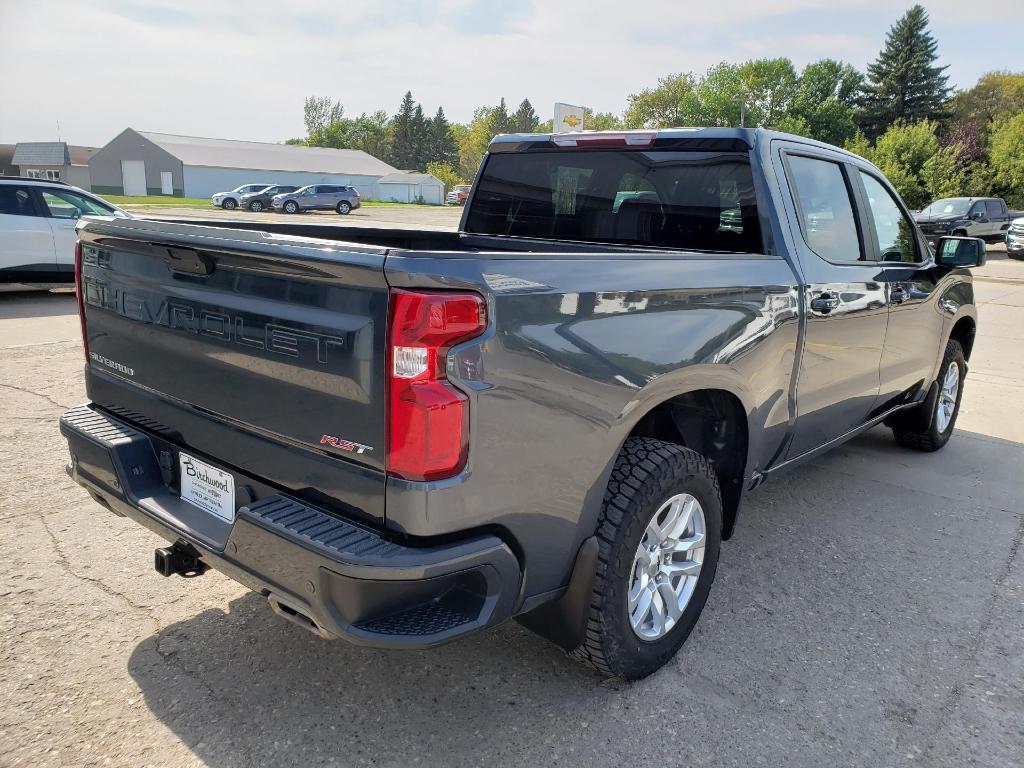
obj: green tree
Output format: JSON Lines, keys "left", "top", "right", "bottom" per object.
{"left": 624, "top": 73, "right": 698, "bottom": 128}
{"left": 425, "top": 161, "right": 465, "bottom": 194}
{"left": 389, "top": 91, "right": 420, "bottom": 169}
{"left": 989, "top": 113, "right": 1024, "bottom": 206}
{"left": 583, "top": 109, "right": 623, "bottom": 131}
{"left": 858, "top": 5, "right": 951, "bottom": 139}
{"left": 410, "top": 103, "right": 428, "bottom": 169}
{"left": 486, "top": 98, "right": 513, "bottom": 137}
{"left": 303, "top": 96, "right": 344, "bottom": 136}
{"left": 949, "top": 71, "right": 1024, "bottom": 131}
{"left": 844, "top": 130, "right": 872, "bottom": 159}
{"left": 920, "top": 145, "right": 967, "bottom": 200}
{"left": 513, "top": 99, "right": 539, "bottom": 133}
{"left": 425, "top": 107, "right": 459, "bottom": 167}
{"left": 456, "top": 106, "right": 496, "bottom": 180}
{"left": 789, "top": 59, "right": 863, "bottom": 145}
{"left": 868, "top": 120, "right": 941, "bottom": 208}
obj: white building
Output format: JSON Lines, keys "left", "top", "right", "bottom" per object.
{"left": 88, "top": 129, "right": 410, "bottom": 200}
{"left": 377, "top": 172, "right": 445, "bottom": 205}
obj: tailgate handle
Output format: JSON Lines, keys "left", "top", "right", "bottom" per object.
{"left": 162, "top": 247, "right": 214, "bottom": 276}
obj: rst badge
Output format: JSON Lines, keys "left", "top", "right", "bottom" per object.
{"left": 320, "top": 434, "right": 373, "bottom": 455}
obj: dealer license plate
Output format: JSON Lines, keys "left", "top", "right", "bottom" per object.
{"left": 179, "top": 452, "right": 235, "bottom": 523}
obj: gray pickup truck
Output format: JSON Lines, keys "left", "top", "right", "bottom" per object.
{"left": 61, "top": 128, "right": 984, "bottom": 680}
{"left": 915, "top": 196, "right": 1023, "bottom": 244}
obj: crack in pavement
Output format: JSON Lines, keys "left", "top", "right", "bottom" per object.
{"left": 0, "top": 382, "right": 71, "bottom": 412}
{"left": 38, "top": 512, "right": 162, "bottom": 624}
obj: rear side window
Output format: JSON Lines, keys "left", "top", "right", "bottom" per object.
{"left": 464, "top": 150, "right": 763, "bottom": 253}
{"left": 986, "top": 200, "right": 1003, "bottom": 218}
{"left": 787, "top": 155, "right": 862, "bottom": 262}
{"left": 0, "top": 186, "right": 37, "bottom": 216}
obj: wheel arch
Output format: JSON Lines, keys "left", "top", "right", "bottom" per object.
{"left": 622, "top": 385, "right": 751, "bottom": 540}
{"left": 948, "top": 314, "right": 976, "bottom": 362}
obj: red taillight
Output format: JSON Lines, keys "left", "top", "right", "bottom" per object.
{"left": 386, "top": 289, "right": 486, "bottom": 481}
{"left": 74, "top": 240, "right": 89, "bottom": 362}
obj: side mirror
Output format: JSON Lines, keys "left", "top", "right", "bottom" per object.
{"left": 936, "top": 236, "right": 986, "bottom": 268}
{"left": 970, "top": 211, "right": 985, "bottom": 221}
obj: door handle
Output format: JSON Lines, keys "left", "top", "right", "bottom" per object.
{"left": 890, "top": 285, "right": 908, "bottom": 304}
{"left": 810, "top": 293, "right": 840, "bottom": 314}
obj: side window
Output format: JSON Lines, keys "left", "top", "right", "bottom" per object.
{"left": 787, "top": 155, "right": 862, "bottom": 262}
{"left": 0, "top": 186, "right": 37, "bottom": 216}
{"left": 859, "top": 172, "right": 919, "bottom": 263}
{"left": 969, "top": 201, "right": 985, "bottom": 218}
{"left": 39, "top": 189, "right": 114, "bottom": 219}
{"left": 985, "top": 200, "right": 1002, "bottom": 218}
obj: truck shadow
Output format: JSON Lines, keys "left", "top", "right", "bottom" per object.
{"left": 125, "top": 425, "right": 1024, "bottom": 768}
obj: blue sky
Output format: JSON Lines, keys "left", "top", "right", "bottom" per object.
{"left": 1, "top": 0, "right": 1021, "bottom": 147}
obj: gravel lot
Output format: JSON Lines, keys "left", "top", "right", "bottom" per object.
{"left": 1, "top": 212, "right": 1021, "bottom": 767}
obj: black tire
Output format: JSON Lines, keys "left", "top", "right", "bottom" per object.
{"left": 952, "top": 229, "right": 968, "bottom": 237}
{"left": 283, "top": 201, "right": 298, "bottom": 214}
{"left": 336, "top": 201, "right": 352, "bottom": 215}
{"left": 221, "top": 198, "right": 237, "bottom": 210}
{"left": 248, "top": 200, "right": 264, "bottom": 212}
{"left": 571, "top": 438, "right": 721, "bottom": 680}
{"left": 892, "top": 339, "right": 965, "bottom": 451}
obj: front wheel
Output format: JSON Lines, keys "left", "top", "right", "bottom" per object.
{"left": 248, "top": 200, "right": 264, "bottom": 212}
{"left": 336, "top": 201, "right": 352, "bottom": 215}
{"left": 221, "top": 198, "right": 237, "bottom": 210}
{"left": 571, "top": 438, "right": 721, "bottom": 680}
{"left": 892, "top": 339, "right": 965, "bottom": 451}
{"left": 283, "top": 201, "right": 298, "bottom": 214}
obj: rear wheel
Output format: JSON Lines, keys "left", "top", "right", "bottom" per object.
{"left": 892, "top": 339, "right": 965, "bottom": 451}
{"left": 248, "top": 200, "right": 264, "bottom": 212}
{"left": 283, "top": 201, "right": 298, "bottom": 214}
{"left": 336, "top": 201, "right": 352, "bottom": 215}
{"left": 571, "top": 438, "right": 721, "bottom": 680}
{"left": 221, "top": 198, "right": 237, "bottom": 210}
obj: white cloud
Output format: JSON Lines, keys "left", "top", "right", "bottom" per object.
{"left": 0, "top": 0, "right": 1020, "bottom": 147}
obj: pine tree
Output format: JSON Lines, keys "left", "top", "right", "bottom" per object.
{"left": 389, "top": 91, "right": 418, "bottom": 169}
{"left": 513, "top": 99, "right": 539, "bottom": 133}
{"left": 486, "top": 98, "right": 512, "bottom": 138}
{"left": 410, "top": 103, "right": 428, "bottom": 170}
{"left": 426, "top": 107, "right": 458, "bottom": 167}
{"left": 858, "top": 5, "right": 951, "bottom": 139}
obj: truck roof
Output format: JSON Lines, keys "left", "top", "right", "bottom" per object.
{"left": 487, "top": 126, "right": 871, "bottom": 162}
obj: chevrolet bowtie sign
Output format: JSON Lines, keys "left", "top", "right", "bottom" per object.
{"left": 554, "top": 103, "right": 584, "bottom": 132}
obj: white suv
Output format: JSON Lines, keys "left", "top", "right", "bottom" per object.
{"left": 0, "top": 177, "right": 129, "bottom": 283}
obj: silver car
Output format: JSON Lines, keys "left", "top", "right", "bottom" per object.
{"left": 271, "top": 184, "right": 361, "bottom": 215}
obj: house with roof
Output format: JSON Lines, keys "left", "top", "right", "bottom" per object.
{"left": 88, "top": 128, "right": 436, "bottom": 201}
{"left": 377, "top": 172, "right": 445, "bottom": 205}
{"left": 10, "top": 142, "right": 98, "bottom": 188}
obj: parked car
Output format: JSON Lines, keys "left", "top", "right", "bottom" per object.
{"left": 63, "top": 128, "right": 983, "bottom": 680}
{"left": 271, "top": 184, "right": 360, "bottom": 214}
{"left": 1006, "top": 217, "right": 1024, "bottom": 260}
{"left": 914, "top": 197, "right": 1022, "bottom": 244}
{"left": 446, "top": 184, "right": 471, "bottom": 205}
{"left": 0, "top": 176, "right": 128, "bottom": 283}
{"left": 238, "top": 185, "right": 299, "bottom": 212}
{"left": 211, "top": 184, "right": 271, "bottom": 210}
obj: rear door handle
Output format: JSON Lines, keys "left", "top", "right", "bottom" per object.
{"left": 810, "top": 293, "right": 840, "bottom": 314}
{"left": 890, "top": 285, "right": 908, "bottom": 304}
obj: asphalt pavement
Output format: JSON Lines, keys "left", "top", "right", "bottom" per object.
{"left": 0, "top": 221, "right": 1021, "bottom": 767}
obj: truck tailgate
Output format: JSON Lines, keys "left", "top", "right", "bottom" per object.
{"left": 78, "top": 218, "right": 389, "bottom": 518}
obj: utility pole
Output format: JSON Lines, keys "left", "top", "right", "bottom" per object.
{"left": 734, "top": 96, "right": 747, "bottom": 128}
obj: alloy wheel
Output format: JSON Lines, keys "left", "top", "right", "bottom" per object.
{"left": 627, "top": 493, "right": 706, "bottom": 641}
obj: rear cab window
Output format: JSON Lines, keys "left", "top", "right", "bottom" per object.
{"left": 463, "top": 148, "right": 763, "bottom": 253}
